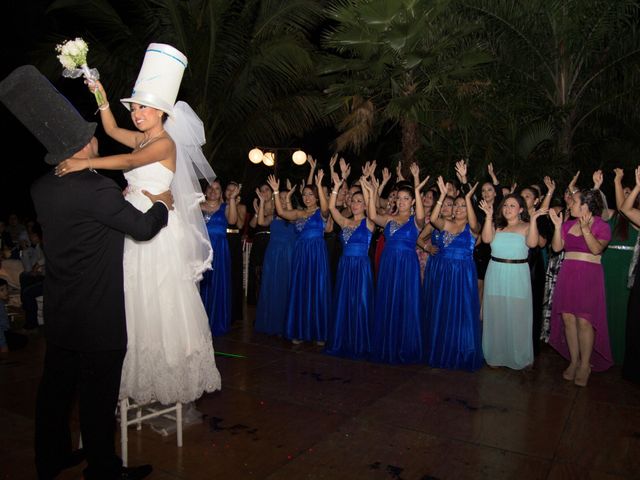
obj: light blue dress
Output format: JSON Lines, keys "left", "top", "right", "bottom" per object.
{"left": 254, "top": 217, "right": 297, "bottom": 335}
{"left": 482, "top": 232, "right": 533, "bottom": 369}
{"left": 326, "top": 218, "right": 373, "bottom": 359}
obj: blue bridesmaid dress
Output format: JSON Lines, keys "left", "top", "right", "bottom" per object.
{"left": 254, "top": 217, "right": 297, "bottom": 335}
{"left": 285, "top": 209, "right": 332, "bottom": 342}
{"left": 371, "top": 216, "right": 423, "bottom": 363}
{"left": 200, "top": 203, "right": 231, "bottom": 336}
{"left": 326, "top": 218, "right": 373, "bottom": 358}
{"left": 423, "top": 224, "right": 483, "bottom": 370}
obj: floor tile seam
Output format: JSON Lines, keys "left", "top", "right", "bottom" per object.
{"left": 544, "top": 388, "right": 580, "bottom": 480}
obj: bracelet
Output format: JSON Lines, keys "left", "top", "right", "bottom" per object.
{"left": 98, "top": 102, "right": 110, "bottom": 111}
{"left": 436, "top": 200, "right": 443, "bottom": 205}
{"left": 570, "top": 189, "right": 577, "bottom": 195}
{"left": 331, "top": 190, "right": 339, "bottom": 195}
{"left": 273, "top": 190, "right": 279, "bottom": 195}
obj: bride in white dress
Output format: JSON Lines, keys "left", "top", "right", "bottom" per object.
{"left": 56, "top": 78, "right": 221, "bottom": 405}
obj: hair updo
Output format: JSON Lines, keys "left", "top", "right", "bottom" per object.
{"left": 577, "top": 189, "right": 604, "bottom": 216}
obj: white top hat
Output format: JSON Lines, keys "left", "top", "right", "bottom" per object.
{"left": 120, "top": 43, "right": 188, "bottom": 117}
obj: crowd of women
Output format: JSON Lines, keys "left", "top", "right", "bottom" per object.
{"left": 198, "top": 158, "right": 640, "bottom": 388}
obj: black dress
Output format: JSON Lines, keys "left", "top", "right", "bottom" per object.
{"left": 528, "top": 216, "right": 552, "bottom": 356}
{"left": 247, "top": 223, "right": 270, "bottom": 306}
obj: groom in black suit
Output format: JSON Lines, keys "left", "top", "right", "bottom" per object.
{"left": 0, "top": 65, "right": 168, "bottom": 479}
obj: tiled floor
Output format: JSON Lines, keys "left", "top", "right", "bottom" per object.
{"left": 1, "top": 307, "right": 639, "bottom": 479}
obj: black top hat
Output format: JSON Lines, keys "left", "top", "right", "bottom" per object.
{"left": 0, "top": 65, "right": 96, "bottom": 165}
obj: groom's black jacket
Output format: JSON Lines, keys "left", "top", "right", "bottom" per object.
{"left": 31, "top": 170, "right": 168, "bottom": 351}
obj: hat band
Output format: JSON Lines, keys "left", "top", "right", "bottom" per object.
{"left": 120, "top": 91, "right": 173, "bottom": 115}
{"left": 146, "top": 47, "right": 188, "bottom": 68}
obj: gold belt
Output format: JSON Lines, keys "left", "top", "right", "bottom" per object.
{"left": 564, "top": 251, "right": 601, "bottom": 264}
{"left": 226, "top": 228, "right": 240, "bottom": 234}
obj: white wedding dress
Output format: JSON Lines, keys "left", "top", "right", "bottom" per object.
{"left": 119, "top": 161, "right": 221, "bottom": 405}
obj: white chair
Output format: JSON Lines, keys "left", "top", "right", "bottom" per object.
{"left": 118, "top": 399, "right": 182, "bottom": 466}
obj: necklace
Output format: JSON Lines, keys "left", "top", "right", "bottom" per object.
{"left": 139, "top": 130, "right": 165, "bottom": 149}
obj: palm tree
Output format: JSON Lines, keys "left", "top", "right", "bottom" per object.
{"left": 466, "top": 0, "right": 640, "bottom": 163}
{"left": 38, "top": 0, "right": 330, "bottom": 178}
{"left": 321, "top": 0, "right": 491, "bottom": 170}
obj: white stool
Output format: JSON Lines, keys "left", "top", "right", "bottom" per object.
{"left": 118, "top": 398, "right": 182, "bottom": 466}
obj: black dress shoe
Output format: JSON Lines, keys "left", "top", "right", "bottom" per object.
{"left": 119, "top": 464, "right": 153, "bottom": 479}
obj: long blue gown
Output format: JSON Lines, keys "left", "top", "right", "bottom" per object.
{"left": 200, "top": 203, "right": 231, "bottom": 336}
{"left": 285, "top": 209, "right": 332, "bottom": 342}
{"left": 371, "top": 216, "right": 423, "bottom": 364}
{"left": 254, "top": 217, "right": 297, "bottom": 335}
{"left": 423, "top": 224, "right": 484, "bottom": 370}
{"left": 326, "top": 218, "right": 373, "bottom": 358}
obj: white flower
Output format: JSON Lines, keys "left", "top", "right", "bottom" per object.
{"left": 57, "top": 54, "right": 76, "bottom": 70}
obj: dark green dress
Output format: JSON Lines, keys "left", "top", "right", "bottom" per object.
{"left": 603, "top": 215, "right": 639, "bottom": 364}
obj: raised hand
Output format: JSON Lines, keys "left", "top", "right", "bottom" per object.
{"left": 510, "top": 182, "right": 518, "bottom": 194}
{"left": 307, "top": 155, "right": 317, "bottom": 170}
{"left": 286, "top": 185, "right": 297, "bottom": 201}
{"left": 315, "top": 169, "right": 325, "bottom": 186}
{"left": 229, "top": 183, "right": 242, "bottom": 200}
{"left": 543, "top": 176, "right": 556, "bottom": 193}
{"left": 339, "top": 157, "right": 350, "bottom": 179}
{"left": 266, "top": 174, "right": 280, "bottom": 192}
{"left": 381, "top": 167, "right": 391, "bottom": 185}
{"left": 549, "top": 208, "right": 563, "bottom": 226}
{"left": 635, "top": 166, "right": 640, "bottom": 187}
{"left": 254, "top": 187, "right": 265, "bottom": 202}
{"left": 466, "top": 182, "right": 479, "bottom": 199}
{"left": 488, "top": 162, "right": 498, "bottom": 184}
{"left": 568, "top": 170, "right": 580, "bottom": 193}
{"left": 531, "top": 208, "right": 549, "bottom": 220}
{"left": 455, "top": 159, "right": 468, "bottom": 183}
{"left": 613, "top": 168, "right": 624, "bottom": 183}
{"left": 286, "top": 178, "right": 293, "bottom": 190}
{"left": 436, "top": 176, "right": 447, "bottom": 195}
{"left": 396, "top": 162, "right": 404, "bottom": 180}
{"left": 592, "top": 169, "right": 604, "bottom": 190}
{"left": 579, "top": 211, "right": 593, "bottom": 232}
{"left": 331, "top": 171, "right": 342, "bottom": 188}
{"left": 478, "top": 199, "right": 493, "bottom": 217}
{"left": 361, "top": 161, "right": 371, "bottom": 177}
{"left": 329, "top": 154, "right": 338, "bottom": 173}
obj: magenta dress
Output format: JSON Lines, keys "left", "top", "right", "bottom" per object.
{"left": 549, "top": 217, "right": 613, "bottom": 371}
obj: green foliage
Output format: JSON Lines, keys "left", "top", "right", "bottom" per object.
{"left": 38, "top": 0, "right": 331, "bottom": 180}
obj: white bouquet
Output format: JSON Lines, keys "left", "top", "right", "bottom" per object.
{"left": 55, "top": 37, "right": 105, "bottom": 106}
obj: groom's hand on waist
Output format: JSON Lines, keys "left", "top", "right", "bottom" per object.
{"left": 142, "top": 189, "right": 174, "bottom": 210}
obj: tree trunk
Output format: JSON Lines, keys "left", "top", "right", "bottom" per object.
{"left": 401, "top": 117, "right": 419, "bottom": 174}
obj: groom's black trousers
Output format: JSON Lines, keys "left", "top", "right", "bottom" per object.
{"left": 35, "top": 343, "right": 125, "bottom": 479}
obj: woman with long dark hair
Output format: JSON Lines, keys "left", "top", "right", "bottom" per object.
{"left": 267, "top": 172, "right": 331, "bottom": 345}
{"left": 362, "top": 164, "right": 428, "bottom": 364}
{"left": 480, "top": 194, "right": 545, "bottom": 369}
